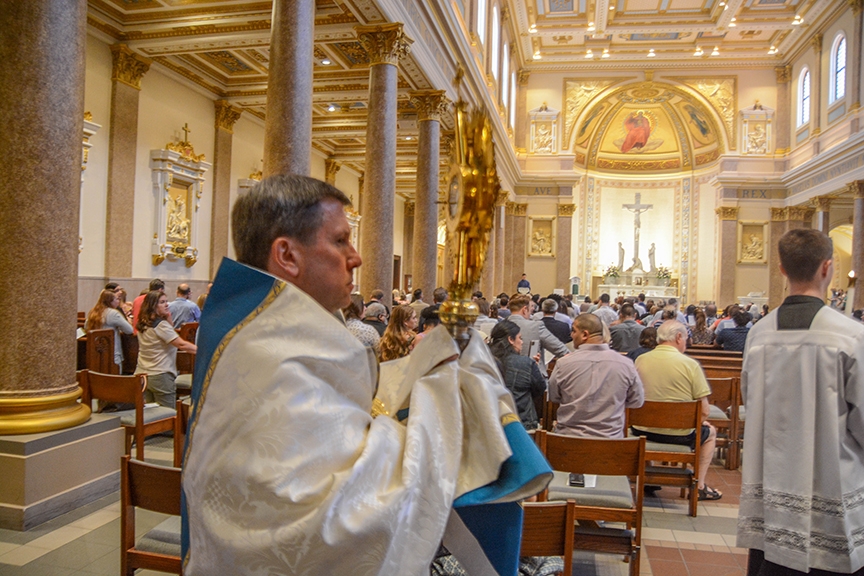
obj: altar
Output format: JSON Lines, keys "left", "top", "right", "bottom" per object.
{"left": 597, "top": 281, "right": 678, "bottom": 299}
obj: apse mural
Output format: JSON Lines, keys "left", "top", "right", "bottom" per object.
{"left": 615, "top": 110, "right": 663, "bottom": 153}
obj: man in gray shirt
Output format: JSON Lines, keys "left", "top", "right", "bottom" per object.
{"left": 506, "top": 295, "right": 569, "bottom": 366}
{"left": 549, "top": 314, "right": 644, "bottom": 438}
{"left": 592, "top": 293, "right": 618, "bottom": 326}
{"left": 609, "top": 304, "right": 645, "bottom": 353}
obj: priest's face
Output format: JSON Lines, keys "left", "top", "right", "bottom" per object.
{"left": 292, "top": 198, "right": 362, "bottom": 314}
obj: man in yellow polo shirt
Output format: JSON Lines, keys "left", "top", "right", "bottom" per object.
{"left": 632, "top": 320, "right": 722, "bottom": 500}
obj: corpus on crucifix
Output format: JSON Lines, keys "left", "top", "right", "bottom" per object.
{"left": 622, "top": 192, "right": 653, "bottom": 272}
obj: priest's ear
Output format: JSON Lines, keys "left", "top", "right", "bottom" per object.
{"left": 267, "top": 236, "right": 302, "bottom": 281}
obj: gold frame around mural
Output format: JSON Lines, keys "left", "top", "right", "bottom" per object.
{"left": 527, "top": 216, "right": 556, "bottom": 258}
{"left": 737, "top": 220, "right": 769, "bottom": 264}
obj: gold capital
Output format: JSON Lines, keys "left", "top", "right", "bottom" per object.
{"left": 557, "top": 204, "right": 576, "bottom": 217}
{"left": 517, "top": 69, "right": 530, "bottom": 86}
{"left": 849, "top": 180, "right": 864, "bottom": 198}
{"left": 410, "top": 90, "right": 450, "bottom": 122}
{"left": 513, "top": 203, "right": 528, "bottom": 216}
{"left": 354, "top": 23, "right": 413, "bottom": 66}
{"left": 324, "top": 158, "right": 341, "bottom": 185}
{"left": 787, "top": 206, "right": 813, "bottom": 222}
{"left": 850, "top": 0, "right": 864, "bottom": 15}
{"left": 775, "top": 65, "right": 792, "bottom": 84}
{"left": 496, "top": 191, "right": 510, "bottom": 207}
{"left": 715, "top": 206, "right": 739, "bottom": 221}
{"left": 404, "top": 201, "right": 415, "bottom": 217}
{"left": 811, "top": 33, "right": 823, "bottom": 55}
{"left": 214, "top": 100, "right": 242, "bottom": 133}
{"left": 110, "top": 44, "right": 151, "bottom": 90}
{"left": 812, "top": 195, "right": 833, "bottom": 211}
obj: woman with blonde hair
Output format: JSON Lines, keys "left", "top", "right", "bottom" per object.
{"left": 378, "top": 304, "right": 418, "bottom": 362}
{"left": 85, "top": 289, "right": 133, "bottom": 370}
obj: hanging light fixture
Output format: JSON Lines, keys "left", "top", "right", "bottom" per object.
{"left": 768, "top": 45, "right": 778, "bottom": 55}
{"left": 533, "top": 50, "right": 542, "bottom": 60}
{"left": 327, "top": 104, "right": 337, "bottom": 112}
{"left": 729, "top": 17, "right": 737, "bottom": 27}
{"left": 647, "top": 48, "right": 656, "bottom": 58}
{"left": 711, "top": 46, "right": 720, "bottom": 56}
{"left": 585, "top": 49, "right": 594, "bottom": 58}
{"left": 529, "top": 24, "right": 537, "bottom": 34}
{"left": 587, "top": 21, "right": 596, "bottom": 32}
{"left": 602, "top": 48, "right": 610, "bottom": 58}
{"left": 792, "top": 14, "right": 803, "bottom": 25}
{"left": 694, "top": 46, "right": 704, "bottom": 57}
{"left": 321, "top": 58, "right": 331, "bottom": 65}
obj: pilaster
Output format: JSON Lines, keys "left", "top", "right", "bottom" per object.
{"left": 715, "top": 206, "right": 739, "bottom": 308}
{"left": 556, "top": 204, "right": 576, "bottom": 292}
{"left": 210, "top": 100, "right": 242, "bottom": 276}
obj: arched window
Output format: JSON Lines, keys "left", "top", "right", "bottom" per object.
{"left": 490, "top": 5, "right": 500, "bottom": 80}
{"left": 830, "top": 35, "right": 847, "bottom": 103}
{"left": 476, "top": 0, "right": 486, "bottom": 46}
{"left": 798, "top": 68, "right": 811, "bottom": 127}
{"left": 501, "top": 42, "right": 510, "bottom": 109}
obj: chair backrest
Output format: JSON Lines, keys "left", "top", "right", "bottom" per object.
{"left": 520, "top": 501, "right": 575, "bottom": 564}
{"left": 707, "top": 377, "right": 737, "bottom": 412}
{"left": 178, "top": 322, "right": 198, "bottom": 344}
{"left": 122, "top": 455, "right": 181, "bottom": 515}
{"left": 86, "top": 329, "right": 117, "bottom": 375}
{"left": 77, "top": 311, "right": 86, "bottom": 329}
{"left": 543, "top": 433, "right": 646, "bottom": 478}
{"left": 627, "top": 400, "right": 702, "bottom": 431}
{"left": 79, "top": 370, "right": 147, "bottom": 407}
{"left": 120, "top": 332, "right": 138, "bottom": 375}
{"left": 176, "top": 351, "right": 195, "bottom": 375}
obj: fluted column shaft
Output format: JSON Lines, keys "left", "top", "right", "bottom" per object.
{"left": 106, "top": 45, "right": 150, "bottom": 277}
{"left": 512, "top": 204, "right": 528, "bottom": 291}
{"left": 403, "top": 202, "right": 414, "bottom": 288}
{"left": 850, "top": 1, "right": 863, "bottom": 112}
{"left": 503, "top": 204, "right": 515, "bottom": 295}
{"left": 210, "top": 100, "right": 241, "bottom": 276}
{"left": 775, "top": 66, "right": 792, "bottom": 154}
{"left": 768, "top": 208, "right": 787, "bottom": 309}
{"left": 411, "top": 90, "right": 446, "bottom": 296}
{"left": 494, "top": 193, "right": 508, "bottom": 295}
{"left": 851, "top": 181, "right": 864, "bottom": 309}
{"left": 263, "top": 0, "right": 314, "bottom": 177}
{"left": 556, "top": 204, "right": 576, "bottom": 291}
{"left": 716, "top": 206, "right": 739, "bottom": 307}
{"left": 811, "top": 34, "right": 823, "bottom": 151}
{"left": 0, "top": 0, "right": 91, "bottom": 430}
{"left": 357, "top": 24, "right": 412, "bottom": 307}
{"left": 516, "top": 70, "right": 529, "bottom": 151}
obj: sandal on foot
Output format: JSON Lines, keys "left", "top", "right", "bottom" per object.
{"left": 698, "top": 486, "right": 723, "bottom": 501}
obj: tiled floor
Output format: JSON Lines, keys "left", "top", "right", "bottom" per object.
{"left": 0, "top": 439, "right": 747, "bottom": 576}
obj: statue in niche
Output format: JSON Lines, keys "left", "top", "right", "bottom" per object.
{"left": 167, "top": 195, "right": 190, "bottom": 242}
{"left": 743, "top": 234, "right": 763, "bottom": 260}
{"left": 618, "top": 242, "right": 625, "bottom": 270}
{"left": 532, "top": 229, "right": 551, "bottom": 255}
{"left": 648, "top": 243, "right": 657, "bottom": 273}
{"left": 534, "top": 124, "right": 553, "bottom": 153}
{"left": 748, "top": 124, "right": 767, "bottom": 154}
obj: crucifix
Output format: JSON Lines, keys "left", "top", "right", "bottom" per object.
{"left": 622, "top": 192, "right": 653, "bottom": 271}
{"left": 181, "top": 123, "right": 191, "bottom": 142}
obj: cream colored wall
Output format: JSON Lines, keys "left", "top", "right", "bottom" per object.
{"left": 523, "top": 196, "right": 560, "bottom": 296}
{"left": 227, "top": 115, "right": 265, "bottom": 260}
{"left": 695, "top": 179, "right": 717, "bottom": 303}
{"left": 733, "top": 202, "right": 771, "bottom": 299}
{"left": 80, "top": 35, "right": 113, "bottom": 277}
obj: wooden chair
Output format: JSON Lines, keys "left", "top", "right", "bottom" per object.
{"left": 707, "top": 377, "right": 740, "bottom": 470}
{"left": 121, "top": 455, "right": 182, "bottom": 575}
{"left": 120, "top": 332, "right": 139, "bottom": 375}
{"left": 520, "top": 500, "right": 575, "bottom": 576}
{"left": 627, "top": 400, "right": 702, "bottom": 517}
{"left": 538, "top": 432, "right": 646, "bottom": 576}
{"left": 86, "top": 329, "right": 117, "bottom": 375}
{"left": 173, "top": 396, "right": 192, "bottom": 468}
{"left": 79, "top": 370, "right": 176, "bottom": 461}
{"left": 178, "top": 321, "right": 198, "bottom": 344}
{"left": 174, "top": 351, "right": 196, "bottom": 397}
{"left": 77, "top": 311, "right": 86, "bottom": 329}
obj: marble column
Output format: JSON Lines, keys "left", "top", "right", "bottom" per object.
{"left": 403, "top": 201, "right": 414, "bottom": 287}
{"left": 494, "top": 192, "right": 508, "bottom": 295}
{"left": 516, "top": 69, "right": 530, "bottom": 152}
{"left": 715, "top": 207, "right": 739, "bottom": 308}
{"left": 812, "top": 196, "right": 832, "bottom": 232}
{"left": 512, "top": 203, "right": 528, "bottom": 291}
{"left": 105, "top": 44, "right": 150, "bottom": 278}
{"left": 263, "top": 0, "right": 314, "bottom": 177}
{"left": 480, "top": 230, "right": 495, "bottom": 298}
{"left": 324, "top": 157, "right": 341, "bottom": 185}
{"left": 504, "top": 203, "right": 515, "bottom": 294}
{"left": 768, "top": 208, "right": 788, "bottom": 309}
{"left": 210, "top": 100, "right": 242, "bottom": 277}
{"left": 775, "top": 66, "right": 792, "bottom": 154}
{"left": 0, "top": 0, "right": 90, "bottom": 432}
{"left": 850, "top": 0, "right": 863, "bottom": 115}
{"left": 410, "top": 90, "right": 447, "bottom": 296}
{"left": 557, "top": 204, "right": 576, "bottom": 291}
{"left": 810, "top": 33, "right": 823, "bottom": 152}
{"left": 850, "top": 181, "right": 864, "bottom": 309}
{"left": 356, "top": 23, "right": 412, "bottom": 308}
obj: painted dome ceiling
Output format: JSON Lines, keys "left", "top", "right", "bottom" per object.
{"left": 571, "top": 82, "right": 725, "bottom": 173}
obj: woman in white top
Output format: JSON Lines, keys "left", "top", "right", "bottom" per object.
{"left": 135, "top": 290, "right": 197, "bottom": 408}
{"left": 85, "top": 289, "right": 133, "bottom": 370}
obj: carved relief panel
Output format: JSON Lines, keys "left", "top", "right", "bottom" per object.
{"left": 740, "top": 102, "right": 774, "bottom": 155}
{"left": 529, "top": 103, "right": 559, "bottom": 154}
{"left": 528, "top": 216, "right": 556, "bottom": 257}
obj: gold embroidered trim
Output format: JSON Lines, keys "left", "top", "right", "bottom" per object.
{"left": 371, "top": 397, "right": 389, "bottom": 418}
{"left": 501, "top": 413, "right": 520, "bottom": 426}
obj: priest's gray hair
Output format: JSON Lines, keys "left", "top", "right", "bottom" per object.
{"left": 232, "top": 174, "right": 351, "bottom": 270}
{"left": 657, "top": 320, "right": 688, "bottom": 343}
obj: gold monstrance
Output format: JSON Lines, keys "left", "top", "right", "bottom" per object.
{"left": 439, "top": 74, "right": 500, "bottom": 349}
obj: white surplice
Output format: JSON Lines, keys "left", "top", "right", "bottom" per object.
{"left": 183, "top": 280, "right": 525, "bottom": 576}
{"left": 737, "top": 306, "right": 864, "bottom": 573}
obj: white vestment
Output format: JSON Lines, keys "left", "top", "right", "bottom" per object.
{"left": 184, "top": 277, "right": 536, "bottom": 576}
{"left": 737, "top": 306, "right": 864, "bottom": 573}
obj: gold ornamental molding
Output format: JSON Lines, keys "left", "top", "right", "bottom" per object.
{"left": 771, "top": 207, "right": 788, "bottom": 221}
{"left": 324, "top": 158, "right": 341, "bottom": 184}
{"left": 787, "top": 206, "right": 813, "bottom": 222}
{"left": 110, "top": 44, "right": 151, "bottom": 90}
{"left": 354, "top": 23, "right": 413, "bottom": 67}
{"left": 716, "top": 206, "right": 739, "bottom": 221}
{"left": 505, "top": 201, "right": 516, "bottom": 215}
{"left": 410, "top": 90, "right": 449, "bottom": 122}
{"left": 850, "top": 0, "right": 864, "bottom": 15}
{"left": 775, "top": 66, "right": 792, "bottom": 84}
{"left": 811, "top": 33, "right": 823, "bottom": 56}
{"left": 517, "top": 69, "right": 530, "bottom": 86}
{"left": 557, "top": 204, "right": 577, "bottom": 217}
{"left": 513, "top": 203, "right": 528, "bottom": 216}
{"left": 0, "top": 388, "right": 91, "bottom": 435}
{"left": 812, "top": 196, "right": 833, "bottom": 211}
{"left": 214, "top": 100, "right": 242, "bottom": 133}
{"left": 404, "top": 201, "right": 415, "bottom": 217}
{"left": 166, "top": 123, "right": 205, "bottom": 162}
{"left": 849, "top": 180, "right": 864, "bottom": 198}
{"left": 495, "top": 191, "right": 510, "bottom": 207}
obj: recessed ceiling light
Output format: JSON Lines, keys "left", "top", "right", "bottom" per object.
{"left": 587, "top": 21, "right": 595, "bottom": 32}
{"left": 647, "top": 48, "right": 655, "bottom": 57}
{"left": 529, "top": 24, "right": 537, "bottom": 34}
{"left": 729, "top": 17, "right": 737, "bottom": 27}
{"left": 585, "top": 49, "right": 594, "bottom": 58}
{"left": 327, "top": 104, "right": 337, "bottom": 112}
{"left": 533, "top": 51, "right": 541, "bottom": 60}
{"left": 694, "top": 46, "right": 704, "bottom": 57}
{"left": 602, "top": 48, "right": 610, "bottom": 58}
{"left": 405, "top": 136, "right": 413, "bottom": 140}
{"left": 321, "top": 58, "right": 331, "bottom": 65}
{"left": 711, "top": 46, "right": 720, "bottom": 56}
{"left": 609, "top": 4, "right": 614, "bottom": 10}
{"left": 768, "top": 45, "right": 778, "bottom": 55}
{"left": 719, "top": 1, "right": 726, "bottom": 5}
{"left": 792, "top": 14, "right": 803, "bottom": 25}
